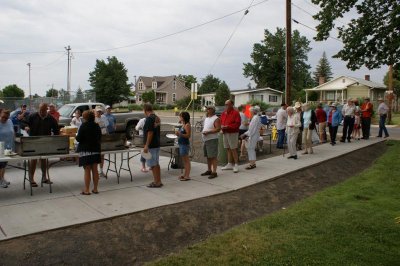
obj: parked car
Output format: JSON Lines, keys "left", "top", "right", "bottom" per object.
{"left": 57, "top": 103, "right": 145, "bottom": 138}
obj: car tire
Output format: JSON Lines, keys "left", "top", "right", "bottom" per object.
{"left": 126, "top": 123, "right": 137, "bottom": 139}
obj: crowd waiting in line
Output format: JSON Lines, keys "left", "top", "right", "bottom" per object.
{"left": 0, "top": 96, "right": 391, "bottom": 192}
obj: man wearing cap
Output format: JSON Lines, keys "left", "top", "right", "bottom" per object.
{"left": 11, "top": 104, "right": 30, "bottom": 133}
{"left": 201, "top": 106, "right": 221, "bottom": 179}
{"left": 327, "top": 103, "right": 342, "bottom": 145}
{"left": 361, "top": 97, "right": 373, "bottom": 139}
{"left": 340, "top": 98, "right": 356, "bottom": 143}
{"left": 377, "top": 98, "right": 389, "bottom": 138}
{"left": 276, "top": 103, "right": 288, "bottom": 149}
{"left": 220, "top": 99, "right": 241, "bottom": 173}
{"left": 104, "top": 105, "right": 117, "bottom": 134}
{"left": 48, "top": 103, "right": 60, "bottom": 122}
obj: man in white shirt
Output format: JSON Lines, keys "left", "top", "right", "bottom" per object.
{"left": 276, "top": 103, "right": 288, "bottom": 149}
{"left": 340, "top": 98, "right": 356, "bottom": 143}
{"left": 377, "top": 98, "right": 389, "bottom": 138}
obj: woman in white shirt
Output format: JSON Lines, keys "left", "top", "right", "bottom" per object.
{"left": 240, "top": 106, "right": 262, "bottom": 169}
{"left": 70, "top": 109, "right": 82, "bottom": 128}
{"left": 286, "top": 107, "right": 301, "bottom": 159}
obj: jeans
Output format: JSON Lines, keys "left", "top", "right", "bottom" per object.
{"left": 328, "top": 123, "right": 338, "bottom": 143}
{"left": 277, "top": 129, "right": 286, "bottom": 148}
{"left": 342, "top": 116, "right": 355, "bottom": 141}
{"left": 378, "top": 114, "right": 389, "bottom": 137}
{"left": 361, "top": 117, "right": 371, "bottom": 139}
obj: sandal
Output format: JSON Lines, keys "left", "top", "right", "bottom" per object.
{"left": 141, "top": 168, "right": 149, "bottom": 173}
{"left": 30, "top": 181, "right": 38, "bottom": 187}
{"left": 200, "top": 170, "right": 212, "bottom": 176}
{"left": 81, "top": 191, "right": 91, "bottom": 195}
{"left": 42, "top": 179, "right": 53, "bottom": 185}
{"left": 180, "top": 177, "right": 191, "bottom": 181}
{"left": 91, "top": 190, "right": 99, "bottom": 194}
{"left": 147, "top": 182, "right": 163, "bottom": 188}
{"left": 245, "top": 164, "right": 256, "bottom": 170}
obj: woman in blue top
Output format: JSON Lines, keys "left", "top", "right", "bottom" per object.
{"left": 176, "top": 112, "right": 191, "bottom": 181}
{"left": 0, "top": 110, "right": 15, "bottom": 188}
{"left": 327, "top": 103, "right": 342, "bottom": 146}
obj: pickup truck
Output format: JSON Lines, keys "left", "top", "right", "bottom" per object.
{"left": 57, "top": 102, "right": 145, "bottom": 138}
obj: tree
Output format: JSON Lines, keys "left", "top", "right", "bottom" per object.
{"left": 2, "top": 84, "right": 25, "bottom": 98}
{"left": 198, "top": 74, "right": 221, "bottom": 94}
{"left": 88, "top": 56, "right": 131, "bottom": 105}
{"left": 141, "top": 90, "right": 155, "bottom": 104}
{"left": 214, "top": 81, "right": 231, "bottom": 106}
{"left": 46, "top": 88, "right": 58, "bottom": 97}
{"left": 243, "top": 28, "right": 313, "bottom": 97}
{"left": 312, "top": 0, "right": 399, "bottom": 70}
{"left": 75, "top": 87, "right": 84, "bottom": 102}
{"left": 383, "top": 64, "right": 400, "bottom": 104}
{"left": 313, "top": 51, "right": 333, "bottom": 85}
{"left": 177, "top": 74, "right": 197, "bottom": 89}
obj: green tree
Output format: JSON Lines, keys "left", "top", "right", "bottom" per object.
{"left": 2, "top": 84, "right": 25, "bottom": 98}
{"left": 88, "top": 56, "right": 131, "bottom": 105}
{"left": 141, "top": 90, "right": 155, "bottom": 104}
{"left": 46, "top": 88, "right": 59, "bottom": 97}
{"left": 75, "top": 87, "right": 84, "bottom": 102}
{"left": 383, "top": 64, "right": 400, "bottom": 103}
{"left": 177, "top": 74, "right": 197, "bottom": 89}
{"left": 214, "top": 81, "right": 231, "bottom": 106}
{"left": 313, "top": 51, "right": 333, "bottom": 85}
{"left": 312, "top": 0, "right": 399, "bottom": 70}
{"left": 243, "top": 28, "right": 313, "bottom": 97}
{"left": 198, "top": 74, "right": 221, "bottom": 94}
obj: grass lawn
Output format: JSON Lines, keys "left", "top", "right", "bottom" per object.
{"left": 150, "top": 141, "right": 400, "bottom": 266}
{"left": 389, "top": 112, "right": 400, "bottom": 126}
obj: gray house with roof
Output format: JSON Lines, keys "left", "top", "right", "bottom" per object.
{"left": 135, "top": 75, "right": 190, "bottom": 105}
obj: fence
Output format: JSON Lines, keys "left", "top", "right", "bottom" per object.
{"left": 0, "top": 91, "right": 96, "bottom": 112}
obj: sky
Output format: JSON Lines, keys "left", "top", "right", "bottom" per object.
{"left": 0, "top": 0, "right": 388, "bottom": 97}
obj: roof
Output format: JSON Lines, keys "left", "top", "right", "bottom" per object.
{"left": 199, "top": 87, "right": 283, "bottom": 96}
{"left": 305, "top": 75, "right": 386, "bottom": 91}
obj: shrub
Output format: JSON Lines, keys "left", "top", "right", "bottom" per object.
{"left": 247, "top": 99, "right": 270, "bottom": 111}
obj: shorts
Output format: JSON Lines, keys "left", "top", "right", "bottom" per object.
{"left": 179, "top": 144, "right": 190, "bottom": 156}
{"left": 79, "top": 151, "right": 101, "bottom": 167}
{"left": 0, "top": 162, "right": 7, "bottom": 169}
{"left": 223, "top": 132, "right": 239, "bottom": 149}
{"left": 146, "top": 148, "right": 160, "bottom": 168}
{"left": 203, "top": 138, "right": 218, "bottom": 158}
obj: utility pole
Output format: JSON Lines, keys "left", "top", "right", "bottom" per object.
{"left": 285, "top": 0, "right": 292, "bottom": 105}
{"left": 27, "top": 63, "right": 32, "bottom": 109}
{"left": 65, "top": 45, "right": 71, "bottom": 93}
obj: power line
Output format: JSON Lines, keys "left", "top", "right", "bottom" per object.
{"left": 32, "top": 53, "right": 66, "bottom": 69}
{"left": 292, "top": 18, "right": 343, "bottom": 42}
{"left": 208, "top": 0, "right": 258, "bottom": 73}
{"left": 74, "top": 0, "right": 269, "bottom": 54}
{"left": 292, "top": 1, "right": 348, "bottom": 26}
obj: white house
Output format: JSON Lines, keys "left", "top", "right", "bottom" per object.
{"left": 199, "top": 87, "right": 283, "bottom": 107}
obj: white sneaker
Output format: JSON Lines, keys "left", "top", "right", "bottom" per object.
{"left": 233, "top": 165, "right": 239, "bottom": 173}
{"left": 0, "top": 180, "right": 8, "bottom": 188}
{"left": 3, "top": 179, "right": 10, "bottom": 185}
{"left": 221, "top": 163, "right": 233, "bottom": 170}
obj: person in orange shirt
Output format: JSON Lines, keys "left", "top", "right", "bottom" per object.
{"left": 360, "top": 97, "right": 373, "bottom": 139}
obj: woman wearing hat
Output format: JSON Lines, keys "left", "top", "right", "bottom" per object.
{"left": 240, "top": 106, "right": 262, "bottom": 169}
{"left": 286, "top": 107, "right": 301, "bottom": 159}
{"left": 300, "top": 102, "right": 317, "bottom": 154}
{"left": 327, "top": 103, "right": 342, "bottom": 146}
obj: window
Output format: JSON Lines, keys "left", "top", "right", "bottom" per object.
{"left": 138, "top": 82, "right": 144, "bottom": 90}
{"left": 137, "top": 93, "right": 142, "bottom": 102}
{"left": 152, "top": 81, "right": 157, "bottom": 89}
{"left": 173, "top": 80, "right": 176, "bottom": 90}
{"left": 326, "top": 92, "right": 335, "bottom": 100}
{"left": 172, "top": 93, "right": 176, "bottom": 103}
{"left": 268, "top": 95, "right": 277, "bottom": 102}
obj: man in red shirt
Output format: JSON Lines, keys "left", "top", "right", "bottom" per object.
{"left": 220, "top": 99, "right": 241, "bottom": 173}
{"left": 361, "top": 97, "right": 373, "bottom": 139}
{"left": 48, "top": 103, "right": 60, "bottom": 122}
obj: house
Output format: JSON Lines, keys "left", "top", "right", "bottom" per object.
{"left": 305, "top": 75, "right": 387, "bottom": 105}
{"left": 135, "top": 75, "right": 190, "bottom": 105}
{"left": 199, "top": 87, "right": 283, "bottom": 107}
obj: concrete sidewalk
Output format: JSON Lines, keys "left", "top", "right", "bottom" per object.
{"left": 0, "top": 138, "right": 384, "bottom": 240}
